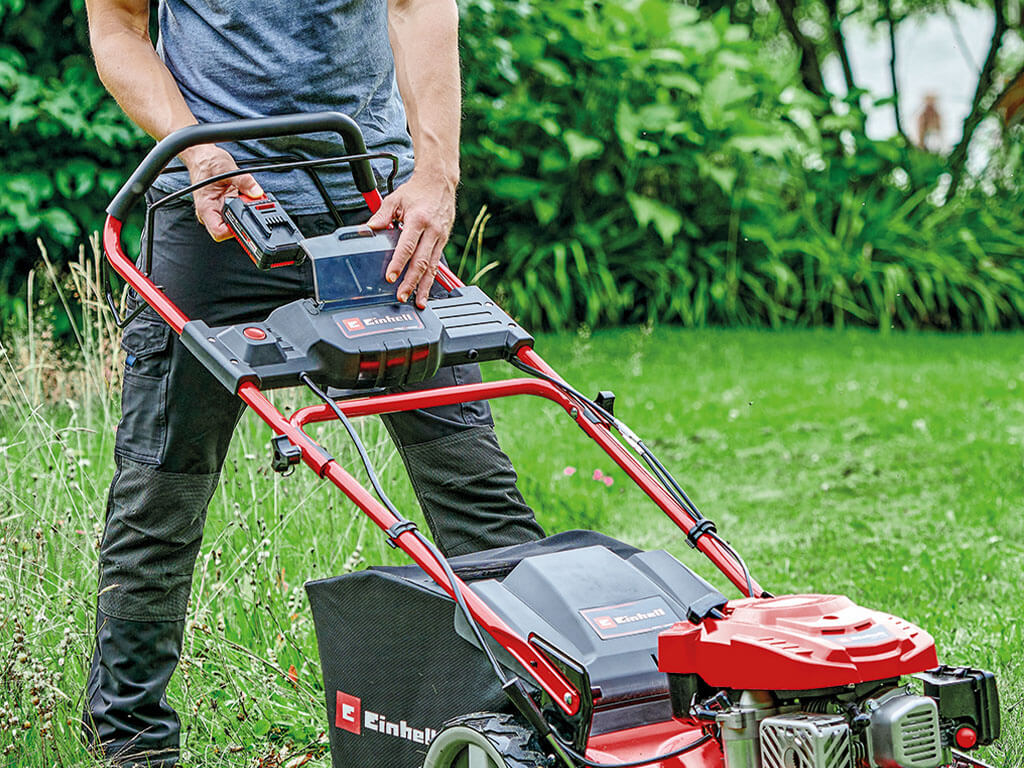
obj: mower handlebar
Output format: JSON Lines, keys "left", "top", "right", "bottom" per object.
{"left": 106, "top": 112, "right": 376, "bottom": 220}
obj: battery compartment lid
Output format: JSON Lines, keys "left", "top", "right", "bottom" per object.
{"left": 302, "top": 225, "right": 406, "bottom": 306}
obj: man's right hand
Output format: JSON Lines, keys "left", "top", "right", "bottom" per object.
{"left": 181, "top": 144, "right": 264, "bottom": 242}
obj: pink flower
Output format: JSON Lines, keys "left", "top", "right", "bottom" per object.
{"left": 593, "top": 469, "right": 604, "bottom": 480}
{"left": 603, "top": 476, "right": 614, "bottom": 487}
{"left": 563, "top": 466, "right": 577, "bottom": 476}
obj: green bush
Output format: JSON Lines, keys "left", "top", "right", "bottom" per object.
{"left": 739, "top": 129, "right": 1024, "bottom": 331}
{"left": 458, "top": 0, "right": 800, "bottom": 328}
{"left": 455, "top": 0, "right": 1024, "bottom": 331}
{"left": 1, "top": 0, "right": 1021, "bottom": 333}
{"left": 0, "top": 0, "right": 145, "bottom": 327}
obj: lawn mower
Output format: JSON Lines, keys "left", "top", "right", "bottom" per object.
{"left": 102, "top": 112, "right": 1001, "bottom": 768}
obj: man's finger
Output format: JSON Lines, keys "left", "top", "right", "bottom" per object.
{"left": 386, "top": 225, "right": 421, "bottom": 285}
{"left": 235, "top": 173, "right": 264, "bottom": 199}
{"left": 414, "top": 241, "right": 444, "bottom": 309}
{"left": 207, "top": 212, "right": 233, "bottom": 242}
{"left": 197, "top": 198, "right": 231, "bottom": 241}
{"left": 397, "top": 234, "right": 435, "bottom": 303}
{"left": 367, "top": 195, "right": 399, "bottom": 230}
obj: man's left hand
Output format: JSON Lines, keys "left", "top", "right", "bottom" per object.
{"left": 367, "top": 172, "right": 456, "bottom": 309}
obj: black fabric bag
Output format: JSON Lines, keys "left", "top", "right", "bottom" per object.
{"left": 306, "top": 530, "right": 638, "bottom": 768}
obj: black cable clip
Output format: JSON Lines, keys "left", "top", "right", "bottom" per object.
{"left": 594, "top": 390, "right": 615, "bottom": 417}
{"left": 692, "top": 690, "right": 732, "bottom": 721}
{"left": 271, "top": 435, "right": 302, "bottom": 475}
{"left": 686, "top": 519, "right": 717, "bottom": 549}
{"left": 386, "top": 520, "right": 419, "bottom": 548}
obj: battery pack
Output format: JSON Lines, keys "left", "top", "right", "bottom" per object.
{"left": 223, "top": 193, "right": 304, "bottom": 269}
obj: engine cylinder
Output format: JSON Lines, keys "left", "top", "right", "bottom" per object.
{"left": 718, "top": 690, "right": 777, "bottom": 768}
{"left": 867, "top": 693, "right": 942, "bottom": 768}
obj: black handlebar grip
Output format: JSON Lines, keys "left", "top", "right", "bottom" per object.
{"left": 106, "top": 112, "right": 376, "bottom": 220}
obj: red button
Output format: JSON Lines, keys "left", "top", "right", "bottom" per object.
{"left": 243, "top": 326, "right": 267, "bottom": 341}
{"left": 955, "top": 726, "right": 978, "bottom": 749}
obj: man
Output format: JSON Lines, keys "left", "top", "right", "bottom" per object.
{"left": 83, "top": 0, "right": 543, "bottom": 764}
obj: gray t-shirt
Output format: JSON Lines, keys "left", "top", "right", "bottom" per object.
{"left": 154, "top": 0, "right": 415, "bottom": 212}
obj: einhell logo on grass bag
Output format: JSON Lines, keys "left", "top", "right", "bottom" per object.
{"left": 334, "top": 690, "right": 439, "bottom": 745}
{"left": 335, "top": 690, "right": 362, "bottom": 734}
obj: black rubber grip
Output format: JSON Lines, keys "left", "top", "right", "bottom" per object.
{"left": 107, "top": 112, "right": 375, "bottom": 220}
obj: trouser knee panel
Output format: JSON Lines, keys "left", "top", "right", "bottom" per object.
{"left": 99, "top": 458, "right": 219, "bottom": 622}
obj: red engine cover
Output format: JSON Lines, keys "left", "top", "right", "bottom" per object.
{"left": 658, "top": 594, "right": 937, "bottom": 690}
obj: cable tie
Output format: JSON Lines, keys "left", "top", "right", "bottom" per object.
{"left": 385, "top": 520, "right": 419, "bottom": 548}
{"left": 686, "top": 519, "right": 717, "bottom": 549}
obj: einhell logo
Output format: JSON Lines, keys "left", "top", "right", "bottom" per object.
{"left": 365, "top": 312, "right": 415, "bottom": 326}
{"left": 335, "top": 690, "right": 361, "bottom": 735}
{"left": 580, "top": 597, "right": 677, "bottom": 640}
{"left": 337, "top": 311, "right": 423, "bottom": 339}
{"left": 335, "top": 690, "right": 438, "bottom": 745}
{"left": 614, "top": 607, "right": 666, "bottom": 624}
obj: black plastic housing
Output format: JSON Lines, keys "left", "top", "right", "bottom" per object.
{"left": 667, "top": 673, "right": 712, "bottom": 720}
{"left": 180, "top": 286, "right": 533, "bottom": 393}
{"left": 916, "top": 666, "right": 1000, "bottom": 746}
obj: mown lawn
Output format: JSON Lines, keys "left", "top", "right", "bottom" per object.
{"left": 1, "top": 327, "right": 1021, "bottom": 766}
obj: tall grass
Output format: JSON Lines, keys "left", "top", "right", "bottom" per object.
{"left": 479, "top": 180, "right": 1024, "bottom": 334}
{"left": 0, "top": 244, "right": 409, "bottom": 767}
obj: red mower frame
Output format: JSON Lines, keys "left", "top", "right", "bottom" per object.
{"left": 102, "top": 111, "right": 762, "bottom": 728}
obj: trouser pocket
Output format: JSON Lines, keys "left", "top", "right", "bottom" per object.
{"left": 115, "top": 312, "right": 172, "bottom": 465}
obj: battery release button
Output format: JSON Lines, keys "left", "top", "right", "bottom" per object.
{"left": 243, "top": 327, "right": 267, "bottom": 341}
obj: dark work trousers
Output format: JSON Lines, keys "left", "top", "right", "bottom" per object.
{"left": 83, "top": 196, "right": 544, "bottom": 765}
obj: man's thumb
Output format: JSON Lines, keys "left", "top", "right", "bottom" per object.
{"left": 366, "top": 197, "right": 396, "bottom": 229}
{"left": 237, "top": 174, "right": 264, "bottom": 199}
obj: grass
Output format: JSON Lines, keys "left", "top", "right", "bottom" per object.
{"left": 1, "top": 299, "right": 1021, "bottom": 765}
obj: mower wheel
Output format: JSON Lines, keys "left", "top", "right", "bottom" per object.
{"left": 423, "top": 712, "right": 550, "bottom": 768}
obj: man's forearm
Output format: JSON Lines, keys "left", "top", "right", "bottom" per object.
{"left": 86, "top": 0, "right": 207, "bottom": 164}
{"left": 388, "top": 0, "right": 461, "bottom": 188}
{"left": 86, "top": 0, "right": 263, "bottom": 239}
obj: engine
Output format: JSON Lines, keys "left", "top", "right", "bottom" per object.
{"left": 707, "top": 684, "right": 943, "bottom": 768}
{"left": 659, "top": 595, "right": 999, "bottom": 768}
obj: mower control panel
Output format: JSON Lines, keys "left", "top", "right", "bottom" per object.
{"left": 180, "top": 285, "right": 532, "bottom": 393}
{"left": 183, "top": 209, "right": 533, "bottom": 393}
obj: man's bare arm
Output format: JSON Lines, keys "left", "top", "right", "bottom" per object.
{"left": 85, "top": 0, "right": 261, "bottom": 239}
{"left": 369, "top": 0, "right": 461, "bottom": 308}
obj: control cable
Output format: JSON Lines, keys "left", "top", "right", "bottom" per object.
{"left": 509, "top": 357, "right": 757, "bottom": 599}
{"left": 550, "top": 730, "right": 713, "bottom": 768}
{"left": 299, "top": 374, "right": 510, "bottom": 685}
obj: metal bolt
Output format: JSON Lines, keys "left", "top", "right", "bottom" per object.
{"left": 563, "top": 693, "right": 573, "bottom": 706}
{"left": 570, "top": 407, "right": 579, "bottom": 419}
